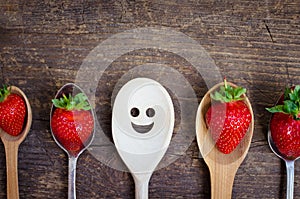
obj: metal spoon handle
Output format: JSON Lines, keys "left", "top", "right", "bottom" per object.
{"left": 68, "top": 156, "right": 78, "bottom": 199}
{"left": 286, "top": 160, "right": 294, "bottom": 199}
{"left": 133, "top": 173, "right": 152, "bottom": 199}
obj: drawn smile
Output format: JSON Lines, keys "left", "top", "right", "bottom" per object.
{"left": 131, "top": 122, "right": 154, "bottom": 134}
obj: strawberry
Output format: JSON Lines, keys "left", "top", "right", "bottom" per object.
{"left": 51, "top": 93, "right": 94, "bottom": 154}
{"left": 205, "top": 79, "right": 252, "bottom": 154}
{"left": 0, "top": 85, "right": 26, "bottom": 136}
{"left": 266, "top": 85, "right": 300, "bottom": 159}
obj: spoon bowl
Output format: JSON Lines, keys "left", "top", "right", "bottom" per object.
{"left": 50, "top": 83, "right": 95, "bottom": 199}
{"left": 196, "top": 82, "right": 254, "bottom": 199}
{"left": 0, "top": 86, "right": 32, "bottom": 199}
{"left": 112, "top": 78, "right": 175, "bottom": 199}
{"left": 268, "top": 129, "right": 297, "bottom": 199}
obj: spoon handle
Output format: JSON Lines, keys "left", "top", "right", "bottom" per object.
{"left": 68, "top": 156, "right": 78, "bottom": 199}
{"left": 210, "top": 165, "right": 237, "bottom": 199}
{"left": 285, "top": 160, "right": 294, "bottom": 199}
{"left": 3, "top": 141, "right": 19, "bottom": 199}
{"left": 133, "top": 173, "right": 152, "bottom": 199}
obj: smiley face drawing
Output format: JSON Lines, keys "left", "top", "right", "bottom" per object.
{"left": 130, "top": 106, "right": 155, "bottom": 134}
{"left": 112, "top": 77, "right": 175, "bottom": 175}
{"left": 112, "top": 77, "right": 174, "bottom": 140}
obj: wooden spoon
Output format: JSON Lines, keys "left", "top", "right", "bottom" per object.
{"left": 0, "top": 86, "right": 32, "bottom": 199}
{"left": 195, "top": 82, "right": 254, "bottom": 199}
{"left": 112, "top": 78, "right": 175, "bottom": 199}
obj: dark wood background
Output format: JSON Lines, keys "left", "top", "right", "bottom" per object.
{"left": 1, "top": 0, "right": 300, "bottom": 198}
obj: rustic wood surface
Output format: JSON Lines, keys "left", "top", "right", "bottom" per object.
{"left": 0, "top": 0, "right": 300, "bottom": 198}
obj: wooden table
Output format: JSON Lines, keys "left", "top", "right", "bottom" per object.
{"left": 0, "top": 0, "right": 300, "bottom": 198}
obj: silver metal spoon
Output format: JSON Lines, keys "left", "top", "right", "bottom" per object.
{"left": 50, "top": 83, "right": 95, "bottom": 199}
{"left": 267, "top": 93, "right": 299, "bottom": 199}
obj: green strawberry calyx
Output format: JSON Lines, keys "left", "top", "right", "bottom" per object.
{"left": 0, "top": 85, "right": 11, "bottom": 103}
{"left": 211, "top": 78, "right": 247, "bottom": 103}
{"left": 52, "top": 93, "right": 91, "bottom": 111}
{"left": 266, "top": 85, "right": 300, "bottom": 120}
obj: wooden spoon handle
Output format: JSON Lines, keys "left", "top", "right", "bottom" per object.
{"left": 210, "top": 165, "right": 237, "bottom": 199}
{"left": 4, "top": 141, "right": 20, "bottom": 199}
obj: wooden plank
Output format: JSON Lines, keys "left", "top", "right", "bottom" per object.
{"left": 0, "top": 0, "right": 300, "bottom": 198}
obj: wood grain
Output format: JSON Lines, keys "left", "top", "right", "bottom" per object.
{"left": 0, "top": 0, "right": 300, "bottom": 198}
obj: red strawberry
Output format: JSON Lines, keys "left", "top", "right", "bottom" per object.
{"left": 205, "top": 79, "right": 252, "bottom": 154}
{"left": 51, "top": 93, "right": 94, "bottom": 154}
{"left": 0, "top": 85, "right": 26, "bottom": 136}
{"left": 267, "top": 85, "right": 300, "bottom": 159}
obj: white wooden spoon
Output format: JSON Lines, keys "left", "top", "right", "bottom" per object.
{"left": 112, "top": 78, "right": 174, "bottom": 199}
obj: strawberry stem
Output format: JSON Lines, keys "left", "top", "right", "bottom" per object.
{"left": 224, "top": 78, "right": 228, "bottom": 89}
{"left": 0, "top": 85, "right": 11, "bottom": 102}
{"left": 266, "top": 85, "right": 300, "bottom": 120}
{"left": 210, "top": 78, "right": 247, "bottom": 103}
{"left": 52, "top": 93, "right": 91, "bottom": 111}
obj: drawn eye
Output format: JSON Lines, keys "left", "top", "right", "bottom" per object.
{"left": 146, "top": 108, "right": 155, "bottom": 118}
{"left": 130, "top": 107, "right": 140, "bottom": 117}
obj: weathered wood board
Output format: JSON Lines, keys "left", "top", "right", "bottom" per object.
{"left": 0, "top": 0, "right": 300, "bottom": 198}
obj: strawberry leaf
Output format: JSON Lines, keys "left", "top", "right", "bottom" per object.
{"left": 52, "top": 93, "right": 91, "bottom": 111}
{"left": 266, "top": 85, "right": 300, "bottom": 119}
{"left": 211, "top": 91, "right": 227, "bottom": 102}
{"left": 266, "top": 105, "right": 285, "bottom": 113}
{"left": 283, "top": 100, "right": 298, "bottom": 115}
{"left": 288, "top": 86, "right": 300, "bottom": 102}
{"left": 0, "top": 85, "right": 11, "bottom": 102}
{"left": 284, "top": 87, "right": 291, "bottom": 99}
{"left": 73, "top": 93, "right": 91, "bottom": 110}
{"left": 234, "top": 87, "right": 246, "bottom": 99}
{"left": 210, "top": 78, "right": 247, "bottom": 103}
